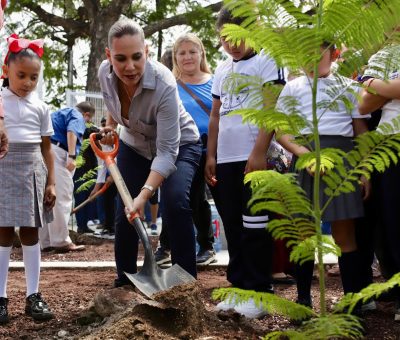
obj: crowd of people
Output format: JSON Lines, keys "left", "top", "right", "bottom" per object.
{"left": 0, "top": 4, "right": 400, "bottom": 330}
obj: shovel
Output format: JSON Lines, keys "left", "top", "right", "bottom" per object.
{"left": 89, "top": 132, "right": 196, "bottom": 298}
{"left": 70, "top": 182, "right": 110, "bottom": 215}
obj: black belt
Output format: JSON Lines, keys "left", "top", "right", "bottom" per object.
{"left": 51, "top": 139, "right": 68, "bottom": 152}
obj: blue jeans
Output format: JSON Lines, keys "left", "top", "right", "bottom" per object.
{"left": 114, "top": 140, "right": 201, "bottom": 281}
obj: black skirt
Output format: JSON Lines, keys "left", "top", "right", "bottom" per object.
{"left": 292, "top": 135, "right": 364, "bottom": 222}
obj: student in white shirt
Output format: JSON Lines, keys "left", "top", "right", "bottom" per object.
{"left": 0, "top": 35, "right": 55, "bottom": 323}
{"left": 205, "top": 8, "right": 285, "bottom": 319}
{"left": 277, "top": 43, "right": 370, "bottom": 310}
{"left": 359, "top": 44, "right": 400, "bottom": 320}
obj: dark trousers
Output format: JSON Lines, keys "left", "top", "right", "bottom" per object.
{"left": 213, "top": 161, "right": 274, "bottom": 292}
{"left": 103, "top": 182, "right": 117, "bottom": 231}
{"left": 73, "top": 169, "right": 97, "bottom": 231}
{"left": 114, "top": 141, "right": 201, "bottom": 280}
{"left": 158, "top": 152, "right": 215, "bottom": 251}
{"left": 375, "top": 162, "right": 400, "bottom": 281}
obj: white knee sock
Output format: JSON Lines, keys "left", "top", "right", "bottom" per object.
{"left": 0, "top": 246, "right": 12, "bottom": 298}
{"left": 22, "top": 243, "right": 41, "bottom": 297}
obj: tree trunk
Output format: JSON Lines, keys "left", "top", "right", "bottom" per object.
{"left": 86, "top": 10, "right": 119, "bottom": 92}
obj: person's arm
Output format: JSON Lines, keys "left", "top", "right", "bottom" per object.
{"left": 358, "top": 78, "right": 390, "bottom": 114}
{"left": 0, "top": 116, "right": 8, "bottom": 159}
{"left": 41, "top": 136, "right": 56, "bottom": 210}
{"left": 205, "top": 98, "right": 221, "bottom": 186}
{"left": 245, "top": 129, "right": 274, "bottom": 174}
{"left": 66, "top": 130, "right": 78, "bottom": 172}
{"left": 277, "top": 134, "right": 310, "bottom": 157}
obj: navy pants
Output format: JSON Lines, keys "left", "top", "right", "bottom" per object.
{"left": 213, "top": 161, "right": 274, "bottom": 292}
{"left": 114, "top": 141, "right": 201, "bottom": 280}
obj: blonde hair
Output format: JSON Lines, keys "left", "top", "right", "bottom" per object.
{"left": 172, "top": 33, "right": 211, "bottom": 79}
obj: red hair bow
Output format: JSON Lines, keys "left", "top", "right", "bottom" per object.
{"left": 4, "top": 33, "right": 44, "bottom": 65}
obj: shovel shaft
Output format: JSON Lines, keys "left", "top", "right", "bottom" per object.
{"left": 70, "top": 182, "right": 110, "bottom": 215}
{"left": 106, "top": 162, "right": 156, "bottom": 266}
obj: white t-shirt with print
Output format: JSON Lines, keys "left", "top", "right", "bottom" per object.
{"left": 276, "top": 74, "right": 365, "bottom": 137}
{"left": 212, "top": 52, "right": 284, "bottom": 164}
{"left": 2, "top": 88, "right": 53, "bottom": 143}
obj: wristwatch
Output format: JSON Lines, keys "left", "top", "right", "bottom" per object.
{"left": 141, "top": 184, "right": 155, "bottom": 197}
{"left": 68, "top": 154, "right": 77, "bottom": 160}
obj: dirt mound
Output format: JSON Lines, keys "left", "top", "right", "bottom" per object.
{"left": 82, "top": 282, "right": 219, "bottom": 339}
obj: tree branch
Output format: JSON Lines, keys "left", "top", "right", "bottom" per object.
{"left": 143, "top": 1, "right": 223, "bottom": 37}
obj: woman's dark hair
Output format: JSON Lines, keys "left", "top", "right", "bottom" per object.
{"left": 2, "top": 48, "right": 41, "bottom": 88}
{"left": 216, "top": 7, "right": 246, "bottom": 31}
{"left": 108, "top": 19, "right": 145, "bottom": 47}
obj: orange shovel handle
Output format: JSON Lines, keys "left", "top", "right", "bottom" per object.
{"left": 89, "top": 132, "right": 119, "bottom": 167}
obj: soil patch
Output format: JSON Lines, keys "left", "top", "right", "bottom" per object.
{"left": 4, "top": 232, "right": 400, "bottom": 339}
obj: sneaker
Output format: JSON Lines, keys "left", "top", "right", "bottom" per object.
{"left": 216, "top": 295, "right": 238, "bottom": 311}
{"left": 150, "top": 223, "right": 158, "bottom": 236}
{"left": 234, "top": 298, "right": 268, "bottom": 319}
{"left": 361, "top": 300, "right": 377, "bottom": 313}
{"left": 0, "top": 297, "right": 9, "bottom": 324}
{"left": 25, "top": 293, "right": 53, "bottom": 320}
{"left": 94, "top": 228, "right": 115, "bottom": 239}
{"left": 87, "top": 220, "right": 95, "bottom": 227}
{"left": 154, "top": 247, "right": 171, "bottom": 265}
{"left": 196, "top": 249, "right": 217, "bottom": 266}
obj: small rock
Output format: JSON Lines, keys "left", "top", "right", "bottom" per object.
{"left": 57, "top": 330, "right": 68, "bottom": 337}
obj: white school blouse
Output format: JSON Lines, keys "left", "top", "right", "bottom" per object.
{"left": 276, "top": 74, "right": 365, "bottom": 137}
{"left": 212, "top": 52, "right": 285, "bottom": 164}
{"left": 1, "top": 88, "right": 53, "bottom": 143}
{"left": 363, "top": 46, "right": 400, "bottom": 133}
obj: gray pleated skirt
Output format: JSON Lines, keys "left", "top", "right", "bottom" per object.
{"left": 293, "top": 135, "right": 364, "bottom": 222}
{"left": 0, "top": 143, "right": 53, "bottom": 227}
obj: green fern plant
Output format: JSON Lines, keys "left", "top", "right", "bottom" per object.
{"left": 213, "top": 0, "right": 400, "bottom": 338}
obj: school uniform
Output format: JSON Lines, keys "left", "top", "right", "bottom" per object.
{"left": 277, "top": 74, "right": 366, "bottom": 221}
{"left": 212, "top": 51, "right": 285, "bottom": 292}
{"left": 277, "top": 74, "right": 369, "bottom": 299}
{"left": 363, "top": 46, "right": 400, "bottom": 284}
{"left": 0, "top": 88, "right": 53, "bottom": 228}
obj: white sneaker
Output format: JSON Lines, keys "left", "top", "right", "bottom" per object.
{"left": 216, "top": 295, "right": 238, "bottom": 311}
{"left": 234, "top": 298, "right": 268, "bottom": 319}
{"left": 361, "top": 300, "right": 377, "bottom": 312}
{"left": 87, "top": 220, "right": 95, "bottom": 227}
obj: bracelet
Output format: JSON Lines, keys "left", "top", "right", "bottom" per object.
{"left": 68, "top": 154, "right": 77, "bottom": 160}
{"left": 141, "top": 184, "right": 155, "bottom": 197}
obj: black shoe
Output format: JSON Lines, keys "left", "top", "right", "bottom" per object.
{"left": 0, "top": 297, "right": 9, "bottom": 324}
{"left": 154, "top": 247, "right": 171, "bottom": 265}
{"left": 196, "top": 249, "right": 217, "bottom": 266}
{"left": 25, "top": 293, "right": 53, "bottom": 320}
{"left": 77, "top": 227, "right": 94, "bottom": 234}
{"left": 114, "top": 277, "right": 135, "bottom": 288}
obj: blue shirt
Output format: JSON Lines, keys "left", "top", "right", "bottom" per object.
{"left": 51, "top": 107, "right": 86, "bottom": 155}
{"left": 177, "top": 78, "right": 213, "bottom": 139}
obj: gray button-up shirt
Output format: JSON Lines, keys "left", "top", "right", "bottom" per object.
{"left": 98, "top": 59, "right": 199, "bottom": 178}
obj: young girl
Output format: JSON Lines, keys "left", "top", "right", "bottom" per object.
{"left": 0, "top": 34, "right": 55, "bottom": 323}
{"left": 276, "top": 44, "right": 370, "bottom": 309}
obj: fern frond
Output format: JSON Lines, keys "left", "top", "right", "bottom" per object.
{"left": 264, "top": 314, "right": 363, "bottom": 340}
{"left": 76, "top": 168, "right": 98, "bottom": 183}
{"left": 335, "top": 272, "right": 400, "bottom": 314}
{"left": 212, "top": 287, "right": 316, "bottom": 321}
{"left": 323, "top": 126, "right": 400, "bottom": 203}
{"left": 295, "top": 148, "right": 346, "bottom": 175}
{"left": 75, "top": 179, "right": 96, "bottom": 194}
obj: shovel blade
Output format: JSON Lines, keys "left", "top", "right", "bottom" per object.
{"left": 125, "top": 264, "right": 196, "bottom": 298}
